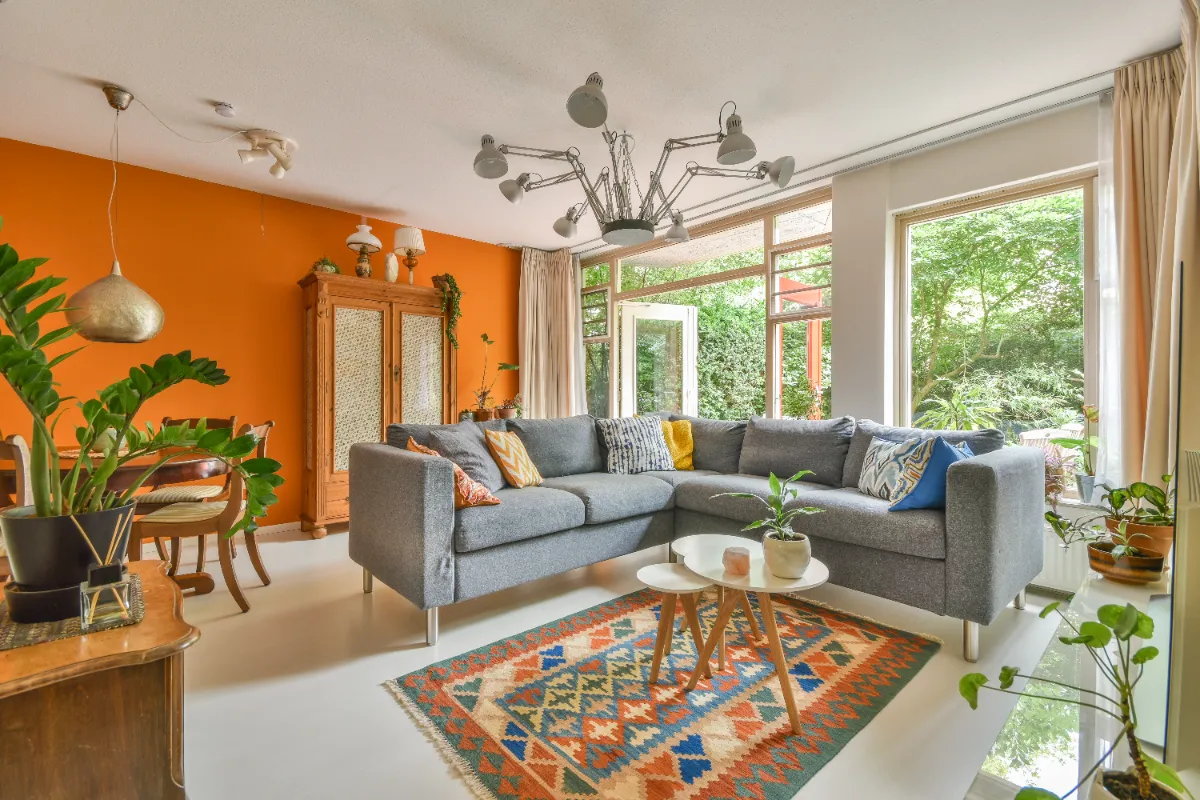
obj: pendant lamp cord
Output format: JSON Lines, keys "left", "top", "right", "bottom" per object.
{"left": 133, "top": 97, "right": 247, "bottom": 144}
{"left": 108, "top": 109, "right": 120, "bottom": 263}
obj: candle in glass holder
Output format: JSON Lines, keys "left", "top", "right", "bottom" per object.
{"left": 722, "top": 546, "right": 750, "bottom": 576}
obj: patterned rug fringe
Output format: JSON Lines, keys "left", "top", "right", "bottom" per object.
{"left": 384, "top": 678, "right": 501, "bottom": 800}
{"left": 781, "top": 591, "right": 947, "bottom": 646}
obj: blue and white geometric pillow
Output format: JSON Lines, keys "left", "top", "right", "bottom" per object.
{"left": 857, "top": 437, "right": 934, "bottom": 502}
{"left": 595, "top": 416, "right": 676, "bottom": 474}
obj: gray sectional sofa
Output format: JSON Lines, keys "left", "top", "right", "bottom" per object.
{"left": 349, "top": 414, "right": 1044, "bottom": 661}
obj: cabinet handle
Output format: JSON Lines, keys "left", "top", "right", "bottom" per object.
{"left": 393, "top": 365, "right": 400, "bottom": 382}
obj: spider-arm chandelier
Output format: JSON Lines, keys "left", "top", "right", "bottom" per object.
{"left": 473, "top": 73, "right": 795, "bottom": 246}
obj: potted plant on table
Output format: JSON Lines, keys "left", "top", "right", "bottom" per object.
{"left": 472, "top": 333, "right": 517, "bottom": 422}
{"left": 496, "top": 395, "right": 522, "bottom": 420}
{"left": 712, "top": 470, "right": 824, "bottom": 579}
{"left": 0, "top": 221, "right": 284, "bottom": 623}
{"left": 1045, "top": 513, "right": 1165, "bottom": 585}
{"left": 1099, "top": 475, "right": 1175, "bottom": 558}
{"left": 1051, "top": 403, "right": 1100, "bottom": 502}
{"left": 960, "top": 601, "right": 1191, "bottom": 799}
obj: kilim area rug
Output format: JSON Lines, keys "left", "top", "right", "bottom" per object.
{"left": 386, "top": 588, "right": 940, "bottom": 800}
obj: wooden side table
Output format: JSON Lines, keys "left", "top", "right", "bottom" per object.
{"left": 0, "top": 561, "right": 200, "bottom": 798}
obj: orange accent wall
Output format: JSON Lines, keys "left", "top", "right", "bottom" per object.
{"left": 0, "top": 137, "right": 521, "bottom": 526}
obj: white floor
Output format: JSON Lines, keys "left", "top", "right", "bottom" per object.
{"left": 178, "top": 530, "right": 1060, "bottom": 800}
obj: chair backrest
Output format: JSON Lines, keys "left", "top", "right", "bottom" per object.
{"left": 248, "top": 420, "right": 275, "bottom": 459}
{"left": 0, "top": 435, "right": 33, "bottom": 510}
{"left": 218, "top": 424, "right": 252, "bottom": 533}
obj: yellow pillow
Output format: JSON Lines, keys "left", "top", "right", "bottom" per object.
{"left": 484, "top": 429, "right": 544, "bottom": 488}
{"left": 660, "top": 419, "right": 694, "bottom": 470}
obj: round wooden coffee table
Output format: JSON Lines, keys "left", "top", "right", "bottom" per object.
{"left": 671, "top": 534, "right": 765, "bottom": 669}
{"left": 683, "top": 539, "right": 829, "bottom": 735}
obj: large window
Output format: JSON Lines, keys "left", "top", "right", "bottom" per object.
{"left": 900, "top": 180, "right": 1091, "bottom": 438}
{"left": 580, "top": 192, "right": 834, "bottom": 420}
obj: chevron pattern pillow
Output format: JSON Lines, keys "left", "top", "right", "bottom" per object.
{"left": 595, "top": 416, "right": 676, "bottom": 474}
{"left": 484, "top": 430, "right": 543, "bottom": 488}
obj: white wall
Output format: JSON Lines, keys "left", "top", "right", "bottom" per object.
{"left": 830, "top": 100, "right": 1100, "bottom": 422}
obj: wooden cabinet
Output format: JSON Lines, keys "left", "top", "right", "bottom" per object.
{"left": 298, "top": 273, "right": 456, "bottom": 538}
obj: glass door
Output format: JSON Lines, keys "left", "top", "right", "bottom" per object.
{"left": 619, "top": 302, "right": 697, "bottom": 417}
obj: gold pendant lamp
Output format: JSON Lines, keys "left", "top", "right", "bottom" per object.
{"left": 66, "top": 85, "right": 164, "bottom": 343}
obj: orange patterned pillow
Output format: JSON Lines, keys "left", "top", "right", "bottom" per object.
{"left": 406, "top": 437, "right": 501, "bottom": 509}
{"left": 484, "top": 429, "right": 543, "bottom": 488}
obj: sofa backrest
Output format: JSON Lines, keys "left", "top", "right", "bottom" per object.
{"left": 841, "top": 419, "right": 1006, "bottom": 489}
{"left": 386, "top": 418, "right": 506, "bottom": 449}
{"left": 668, "top": 414, "right": 747, "bottom": 474}
{"left": 509, "top": 415, "right": 604, "bottom": 478}
{"left": 738, "top": 415, "right": 856, "bottom": 487}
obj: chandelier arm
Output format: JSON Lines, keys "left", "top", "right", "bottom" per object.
{"left": 596, "top": 170, "right": 614, "bottom": 221}
{"left": 652, "top": 163, "right": 767, "bottom": 224}
{"left": 524, "top": 170, "right": 579, "bottom": 191}
{"left": 656, "top": 164, "right": 702, "bottom": 224}
{"left": 498, "top": 144, "right": 573, "bottom": 162}
{"left": 565, "top": 152, "right": 609, "bottom": 223}
{"left": 639, "top": 131, "right": 724, "bottom": 221}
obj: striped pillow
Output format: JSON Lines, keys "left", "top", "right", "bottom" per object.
{"left": 595, "top": 416, "right": 676, "bottom": 474}
{"left": 406, "top": 437, "right": 501, "bottom": 509}
{"left": 484, "top": 430, "right": 543, "bottom": 488}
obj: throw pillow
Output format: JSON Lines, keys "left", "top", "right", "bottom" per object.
{"left": 594, "top": 416, "right": 675, "bottom": 474}
{"left": 889, "top": 437, "right": 975, "bottom": 511}
{"left": 406, "top": 437, "right": 501, "bottom": 509}
{"left": 484, "top": 429, "right": 544, "bottom": 488}
{"left": 429, "top": 424, "right": 507, "bottom": 492}
{"left": 857, "top": 436, "right": 929, "bottom": 503}
{"left": 659, "top": 419, "right": 694, "bottom": 470}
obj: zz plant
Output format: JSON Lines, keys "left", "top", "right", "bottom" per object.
{"left": 713, "top": 469, "right": 824, "bottom": 540}
{"left": 0, "top": 219, "right": 282, "bottom": 535}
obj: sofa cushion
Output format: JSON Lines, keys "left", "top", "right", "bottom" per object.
{"left": 387, "top": 418, "right": 505, "bottom": 449}
{"left": 669, "top": 415, "right": 746, "bottom": 473}
{"left": 541, "top": 473, "right": 675, "bottom": 524}
{"left": 842, "top": 419, "right": 1005, "bottom": 489}
{"left": 454, "top": 487, "right": 585, "bottom": 552}
{"left": 673, "top": 474, "right": 833, "bottom": 524}
{"left": 737, "top": 416, "right": 855, "bottom": 487}
{"left": 484, "top": 430, "right": 544, "bottom": 488}
{"left": 595, "top": 417, "right": 676, "bottom": 474}
{"left": 429, "top": 424, "right": 507, "bottom": 493}
{"left": 509, "top": 415, "right": 604, "bottom": 478}
{"left": 793, "top": 488, "right": 947, "bottom": 560}
{"left": 660, "top": 419, "right": 694, "bottom": 470}
{"left": 639, "top": 469, "right": 720, "bottom": 488}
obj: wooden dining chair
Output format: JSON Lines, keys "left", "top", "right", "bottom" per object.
{"left": 128, "top": 424, "right": 265, "bottom": 613}
{"left": 137, "top": 415, "right": 237, "bottom": 569}
{"left": 0, "top": 435, "right": 32, "bottom": 581}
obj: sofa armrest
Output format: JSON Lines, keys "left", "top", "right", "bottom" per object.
{"left": 945, "top": 447, "right": 1045, "bottom": 625}
{"left": 349, "top": 443, "right": 456, "bottom": 610}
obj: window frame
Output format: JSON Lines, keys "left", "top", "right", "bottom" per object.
{"left": 580, "top": 186, "right": 833, "bottom": 418}
{"left": 892, "top": 171, "right": 1098, "bottom": 427}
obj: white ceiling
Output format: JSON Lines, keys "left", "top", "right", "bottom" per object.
{"left": 0, "top": 0, "right": 1180, "bottom": 251}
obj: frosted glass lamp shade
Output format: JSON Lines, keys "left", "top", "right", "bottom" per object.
{"left": 394, "top": 227, "right": 426, "bottom": 256}
{"left": 346, "top": 222, "right": 382, "bottom": 254}
{"left": 716, "top": 113, "right": 756, "bottom": 165}
{"left": 473, "top": 135, "right": 508, "bottom": 179}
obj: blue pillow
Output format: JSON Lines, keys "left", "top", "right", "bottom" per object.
{"left": 889, "top": 437, "right": 974, "bottom": 511}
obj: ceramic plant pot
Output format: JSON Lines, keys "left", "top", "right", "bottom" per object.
{"left": 1091, "top": 768, "right": 1183, "bottom": 799}
{"left": 472, "top": 408, "right": 494, "bottom": 422}
{"left": 1087, "top": 541, "right": 1165, "bottom": 585}
{"left": 1075, "top": 474, "right": 1096, "bottom": 503}
{"left": 1106, "top": 517, "right": 1174, "bottom": 559}
{"left": 496, "top": 408, "right": 518, "bottom": 419}
{"left": 763, "top": 531, "right": 811, "bottom": 579}
{"left": 0, "top": 503, "right": 135, "bottom": 623}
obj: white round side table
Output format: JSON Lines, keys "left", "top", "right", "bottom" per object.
{"left": 635, "top": 563, "right": 713, "bottom": 684}
{"left": 670, "top": 534, "right": 766, "bottom": 669}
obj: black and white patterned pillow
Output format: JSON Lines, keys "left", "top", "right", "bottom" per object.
{"left": 595, "top": 417, "right": 676, "bottom": 474}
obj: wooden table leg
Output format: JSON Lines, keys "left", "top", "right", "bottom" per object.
{"left": 649, "top": 594, "right": 677, "bottom": 684}
{"left": 679, "top": 594, "right": 710, "bottom": 680}
{"left": 739, "top": 592, "right": 762, "bottom": 640}
{"left": 757, "top": 592, "right": 801, "bottom": 735}
{"left": 716, "top": 586, "right": 727, "bottom": 672}
{"left": 685, "top": 589, "right": 739, "bottom": 691}
{"left": 172, "top": 572, "right": 216, "bottom": 596}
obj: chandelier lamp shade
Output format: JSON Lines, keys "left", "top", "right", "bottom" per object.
{"left": 393, "top": 226, "right": 426, "bottom": 285}
{"left": 471, "top": 73, "right": 795, "bottom": 246}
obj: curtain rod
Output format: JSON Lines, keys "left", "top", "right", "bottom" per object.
{"left": 571, "top": 47, "right": 1176, "bottom": 257}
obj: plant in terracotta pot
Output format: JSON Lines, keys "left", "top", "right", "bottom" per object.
{"left": 961, "top": 601, "right": 1191, "bottom": 800}
{"left": 1045, "top": 513, "right": 1165, "bottom": 585}
{"left": 472, "top": 333, "right": 517, "bottom": 421}
{"left": 1051, "top": 403, "right": 1100, "bottom": 502}
{"left": 496, "top": 394, "right": 522, "bottom": 420}
{"left": 0, "top": 221, "right": 284, "bottom": 622}
{"left": 712, "top": 470, "right": 823, "bottom": 579}
{"left": 1100, "top": 475, "right": 1175, "bottom": 557}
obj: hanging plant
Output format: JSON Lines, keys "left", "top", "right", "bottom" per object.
{"left": 432, "top": 273, "right": 462, "bottom": 350}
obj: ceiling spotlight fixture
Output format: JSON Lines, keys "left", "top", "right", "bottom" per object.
{"left": 214, "top": 102, "right": 236, "bottom": 118}
{"left": 240, "top": 129, "right": 297, "bottom": 179}
{"left": 472, "top": 74, "right": 793, "bottom": 246}
{"left": 665, "top": 212, "right": 690, "bottom": 243}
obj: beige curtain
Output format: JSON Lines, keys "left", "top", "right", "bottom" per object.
{"left": 518, "top": 247, "right": 587, "bottom": 419}
{"left": 1113, "top": 15, "right": 1197, "bottom": 484}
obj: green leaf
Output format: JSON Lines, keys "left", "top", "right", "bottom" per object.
{"left": 33, "top": 325, "right": 76, "bottom": 349}
{"left": 222, "top": 434, "right": 257, "bottom": 459}
{"left": 47, "top": 346, "right": 84, "bottom": 368}
{"left": 196, "top": 428, "right": 232, "bottom": 449}
{"left": 1144, "top": 755, "right": 1195, "bottom": 798}
{"left": 1134, "top": 611, "right": 1154, "bottom": 639}
{"left": 0, "top": 260, "right": 36, "bottom": 298}
{"left": 20, "top": 293, "right": 66, "bottom": 332}
{"left": 241, "top": 457, "right": 281, "bottom": 475}
{"left": 998, "top": 665, "right": 1020, "bottom": 690}
{"left": 768, "top": 473, "right": 781, "bottom": 497}
{"left": 1113, "top": 604, "right": 1140, "bottom": 641}
{"left": 1078, "top": 621, "right": 1112, "bottom": 648}
{"left": 129, "top": 367, "right": 153, "bottom": 395}
{"left": 786, "top": 469, "right": 813, "bottom": 484}
{"left": 1039, "top": 601, "right": 1061, "bottom": 619}
{"left": 498, "top": 363, "right": 519, "bottom": 371}
{"left": 1097, "top": 604, "right": 1124, "bottom": 629}
{"left": 1014, "top": 789, "right": 1060, "bottom": 800}
{"left": 1131, "top": 645, "right": 1159, "bottom": 665}
{"left": 959, "top": 673, "right": 988, "bottom": 710}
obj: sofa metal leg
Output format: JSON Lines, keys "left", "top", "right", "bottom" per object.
{"left": 1013, "top": 588, "right": 1027, "bottom": 610}
{"left": 426, "top": 607, "right": 439, "bottom": 646}
{"left": 962, "top": 620, "right": 980, "bottom": 663}
{"left": 363, "top": 568, "right": 374, "bottom": 594}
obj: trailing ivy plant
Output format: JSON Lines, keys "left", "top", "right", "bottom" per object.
{"left": 0, "top": 218, "right": 282, "bottom": 535}
{"left": 432, "top": 273, "right": 462, "bottom": 350}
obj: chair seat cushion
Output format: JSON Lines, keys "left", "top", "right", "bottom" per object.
{"left": 638, "top": 469, "right": 720, "bottom": 488}
{"left": 541, "top": 473, "right": 675, "bottom": 524}
{"left": 138, "top": 484, "right": 224, "bottom": 503}
{"left": 139, "top": 500, "right": 238, "bottom": 525}
{"left": 454, "top": 487, "right": 585, "bottom": 553}
{"left": 673, "top": 474, "right": 833, "bottom": 524}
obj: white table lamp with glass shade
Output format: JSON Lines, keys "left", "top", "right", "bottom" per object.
{"left": 345, "top": 217, "right": 382, "bottom": 278}
{"left": 393, "top": 227, "right": 426, "bottom": 285}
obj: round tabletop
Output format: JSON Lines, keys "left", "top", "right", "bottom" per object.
{"left": 636, "top": 563, "right": 713, "bottom": 594}
{"left": 671, "top": 533, "right": 763, "bottom": 559}
{"left": 683, "top": 547, "right": 829, "bottom": 593}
